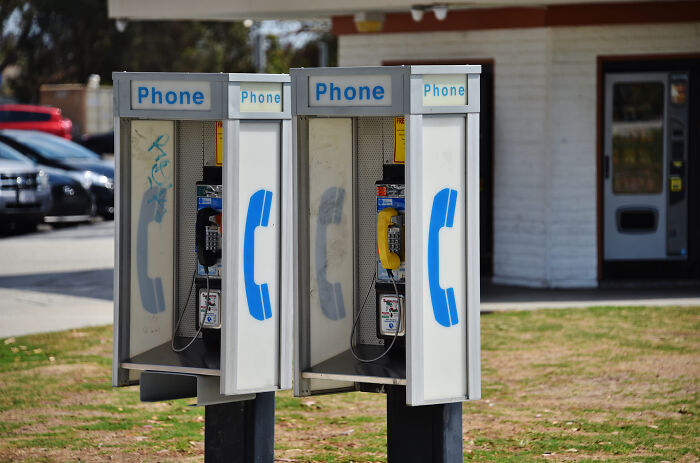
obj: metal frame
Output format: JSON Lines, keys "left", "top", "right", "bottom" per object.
{"left": 140, "top": 371, "right": 255, "bottom": 405}
{"left": 113, "top": 116, "right": 131, "bottom": 386}
{"left": 113, "top": 72, "right": 293, "bottom": 401}
{"left": 113, "top": 72, "right": 227, "bottom": 120}
{"left": 291, "top": 66, "right": 409, "bottom": 117}
{"left": 409, "top": 68, "right": 481, "bottom": 115}
{"left": 291, "top": 65, "right": 482, "bottom": 405}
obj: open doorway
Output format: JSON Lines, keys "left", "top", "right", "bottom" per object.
{"left": 383, "top": 59, "right": 494, "bottom": 277}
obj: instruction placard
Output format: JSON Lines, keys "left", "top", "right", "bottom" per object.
{"left": 215, "top": 121, "right": 223, "bottom": 166}
{"left": 393, "top": 116, "right": 405, "bottom": 164}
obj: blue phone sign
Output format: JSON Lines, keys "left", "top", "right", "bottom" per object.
{"left": 427, "top": 188, "right": 459, "bottom": 328}
{"left": 243, "top": 189, "right": 274, "bottom": 322}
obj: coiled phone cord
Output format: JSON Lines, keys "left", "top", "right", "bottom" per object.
{"left": 171, "top": 265, "right": 210, "bottom": 353}
{"left": 350, "top": 269, "right": 404, "bottom": 363}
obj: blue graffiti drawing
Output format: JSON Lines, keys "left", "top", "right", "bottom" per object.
{"left": 137, "top": 133, "right": 173, "bottom": 313}
{"left": 145, "top": 134, "right": 173, "bottom": 222}
{"left": 146, "top": 188, "right": 168, "bottom": 223}
{"left": 244, "top": 189, "right": 274, "bottom": 321}
{"left": 147, "top": 134, "right": 173, "bottom": 188}
{"left": 315, "top": 187, "right": 346, "bottom": 321}
{"left": 137, "top": 186, "right": 168, "bottom": 314}
{"left": 428, "top": 188, "right": 459, "bottom": 327}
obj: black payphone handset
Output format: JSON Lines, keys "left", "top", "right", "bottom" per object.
{"left": 196, "top": 207, "right": 222, "bottom": 268}
{"left": 172, "top": 193, "right": 223, "bottom": 353}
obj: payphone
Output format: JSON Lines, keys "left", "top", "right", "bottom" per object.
{"left": 112, "top": 72, "right": 293, "bottom": 404}
{"left": 291, "top": 66, "right": 481, "bottom": 406}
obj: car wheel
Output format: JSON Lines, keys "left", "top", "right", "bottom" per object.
{"left": 16, "top": 220, "right": 39, "bottom": 233}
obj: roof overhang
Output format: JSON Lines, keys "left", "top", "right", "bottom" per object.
{"left": 107, "top": 0, "right": 648, "bottom": 21}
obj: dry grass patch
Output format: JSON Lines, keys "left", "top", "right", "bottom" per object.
{"left": 0, "top": 306, "right": 697, "bottom": 462}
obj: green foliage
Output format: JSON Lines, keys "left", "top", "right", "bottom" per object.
{"left": 0, "top": 2, "right": 337, "bottom": 102}
{"left": 265, "top": 32, "right": 337, "bottom": 74}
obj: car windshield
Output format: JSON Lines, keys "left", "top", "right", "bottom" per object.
{"left": 8, "top": 132, "right": 100, "bottom": 161}
{"left": 0, "top": 141, "right": 32, "bottom": 163}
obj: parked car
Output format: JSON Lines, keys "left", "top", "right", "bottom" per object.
{"left": 0, "top": 143, "right": 51, "bottom": 231}
{"left": 0, "top": 130, "right": 114, "bottom": 219}
{"left": 0, "top": 141, "right": 94, "bottom": 226}
{"left": 78, "top": 131, "right": 114, "bottom": 156}
{"left": 0, "top": 104, "right": 72, "bottom": 140}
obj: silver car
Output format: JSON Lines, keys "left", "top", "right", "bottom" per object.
{"left": 0, "top": 143, "right": 51, "bottom": 232}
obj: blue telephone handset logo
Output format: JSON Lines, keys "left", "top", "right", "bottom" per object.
{"left": 428, "top": 188, "right": 459, "bottom": 327}
{"left": 244, "top": 189, "right": 273, "bottom": 321}
{"left": 315, "top": 187, "right": 346, "bottom": 321}
{"left": 136, "top": 187, "right": 167, "bottom": 314}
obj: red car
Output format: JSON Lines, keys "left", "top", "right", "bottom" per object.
{"left": 0, "top": 104, "right": 72, "bottom": 140}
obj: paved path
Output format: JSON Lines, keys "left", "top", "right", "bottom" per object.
{"left": 0, "top": 220, "right": 697, "bottom": 339}
{"left": 0, "top": 221, "right": 114, "bottom": 338}
{"left": 481, "top": 283, "right": 700, "bottom": 311}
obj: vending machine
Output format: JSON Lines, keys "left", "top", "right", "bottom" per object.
{"left": 604, "top": 71, "right": 690, "bottom": 261}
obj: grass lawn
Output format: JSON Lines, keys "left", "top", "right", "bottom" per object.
{"left": 0, "top": 305, "right": 697, "bottom": 462}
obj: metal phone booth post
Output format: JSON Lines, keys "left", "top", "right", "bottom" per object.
{"left": 291, "top": 65, "right": 481, "bottom": 461}
{"left": 112, "top": 72, "right": 293, "bottom": 461}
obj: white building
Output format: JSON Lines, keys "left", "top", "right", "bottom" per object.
{"left": 109, "top": 0, "right": 700, "bottom": 287}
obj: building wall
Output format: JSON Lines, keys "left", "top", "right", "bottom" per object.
{"left": 40, "top": 84, "right": 114, "bottom": 136}
{"left": 548, "top": 23, "right": 699, "bottom": 286}
{"left": 338, "top": 22, "right": 700, "bottom": 287}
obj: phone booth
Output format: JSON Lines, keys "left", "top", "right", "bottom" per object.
{"left": 291, "top": 65, "right": 481, "bottom": 406}
{"left": 112, "top": 72, "right": 293, "bottom": 405}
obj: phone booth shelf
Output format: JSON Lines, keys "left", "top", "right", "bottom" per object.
{"left": 291, "top": 65, "right": 481, "bottom": 407}
{"left": 112, "top": 72, "right": 293, "bottom": 406}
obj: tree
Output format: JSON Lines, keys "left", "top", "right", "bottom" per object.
{"left": 264, "top": 29, "right": 337, "bottom": 74}
{"left": 0, "top": 1, "right": 254, "bottom": 102}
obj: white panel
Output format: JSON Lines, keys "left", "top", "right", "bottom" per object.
{"left": 422, "top": 74, "right": 467, "bottom": 107}
{"left": 308, "top": 118, "right": 354, "bottom": 366}
{"left": 233, "top": 121, "right": 281, "bottom": 391}
{"left": 129, "top": 120, "right": 175, "bottom": 357}
{"left": 418, "top": 116, "right": 467, "bottom": 402}
{"left": 239, "top": 82, "right": 283, "bottom": 113}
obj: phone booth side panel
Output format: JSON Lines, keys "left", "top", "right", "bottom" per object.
{"left": 220, "top": 75, "right": 293, "bottom": 396}
{"left": 128, "top": 119, "right": 176, "bottom": 358}
{"left": 307, "top": 118, "right": 355, "bottom": 367}
{"left": 407, "top": 115, "right": 469, "bottom": 405}
{"left": 221, "top": 119, "right": 282, "bottom": 394}
{"left": 113, "top": 112, "right": 128, "bottom": 387}
{"left": 406, "top": 68, "right": 481, "bottom": 406}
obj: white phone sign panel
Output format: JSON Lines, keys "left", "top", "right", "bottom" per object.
{"left": 239, "top": 82, "right": 283, "bottom": 113}
{"left": 308, "top": 118, "right": 355, "bottom": 367}
{"left": 227, "top": 121, "right": 281, "bottom": 392}
{"left": 422, "top": 74, "right": 468, "bottom": 107}
{"left": 129, "top": 120, "right": 175, "bottom": 357}
{"left": 412, "top": 116, "right": 468, "bottom": 402}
